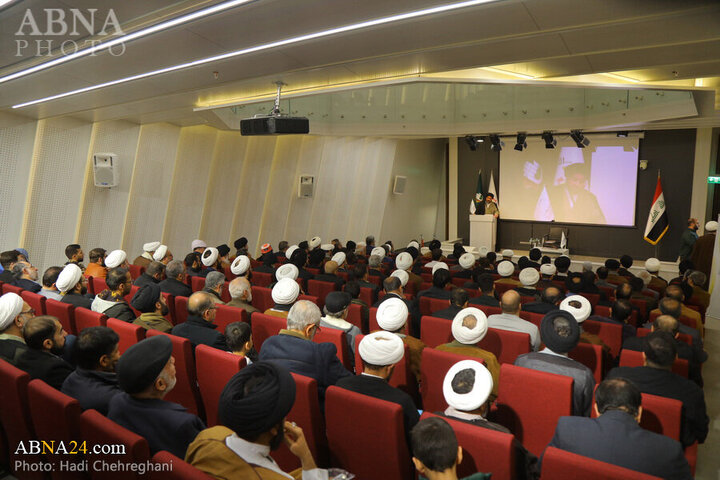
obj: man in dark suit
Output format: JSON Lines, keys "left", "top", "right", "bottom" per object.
{"left": 133, "top": 261, "right": 165, "bottom": 287}
{"left": 109, "top": 335, "right": 205, "bottom": 458}
{"left": 432, "top": 288, "right": 467, "bottom": 320}
{"left": 158, "top": 260, "right": 192, "bottom": 298}
{"left": 606, "top": 331, "right": 708, "bottom": 447}
{"left": 545, "top": 377, "right": 691, "bottom": 479}
{"left": 622, "top": 315, "right": 705, "bottom": 387}
{"left": 62, "top": 326, "right": 121, "bottom": 415}
{"left": 468, "top": 274, "right": 499, "bottom": 308}
{"left": 259, "top": 300, "right": 351, "bottom": 409}
{"left": 521, "top": 286, "right": 561, "bottom": 315}
{"left": 21, "top": 315, "right": 74, "bottom": 390}
{"left": 336, "top": 331, "right": 419, "bottom": 445}
{"left": 171, "top": 292, "right": 227, "bottom": 351}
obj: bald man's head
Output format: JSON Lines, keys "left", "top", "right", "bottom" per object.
{"left": 188, "top": 291, "right": 215, "bottom": 317}
{"left": 653, "top": 315, "right": 679, "bottom": 336}
{"left": 501, "top": 290, "right": 521, "bottom": 315}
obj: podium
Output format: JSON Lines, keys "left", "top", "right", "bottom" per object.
{"left": 469, "top": 214, "right": 497, "bottom": 252}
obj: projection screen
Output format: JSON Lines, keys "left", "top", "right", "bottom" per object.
{"left": 498, "top": 135, "right": 639, "bottom": 226}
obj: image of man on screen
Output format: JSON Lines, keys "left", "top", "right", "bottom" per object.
{"left": 525, "top": 149, "right": 606, "bottom": 224}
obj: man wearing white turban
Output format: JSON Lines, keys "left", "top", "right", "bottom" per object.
{"left": 133, "top": 241, "right": 160, "bottom": 268}
{"left": 516, "top": 267, "right": 541, "bottom": 300}
{"left": 336, "top": 331, "right": 419, "bottom": 444}
{"left": 0, "top": 293, "right": 35, "bottom": 369}
{"left": 439, "top": 361, "right": 540, "bottom": 479}
{"left": 259, "top": 300, "right": 352, "bottom": 409}
{"left": 264, "top": 278, "right": 301, "bottom": 319}
{"left": 436, "top": 308, "right": 500, "bottom": 399}
{"left": 376, "top": 297, "right": 425, "bottom": 382}
{"left": 495, "top": 261, "right": 521, "bottom": 287}
{"left": 58, "top": 263, "right": 93, "bottom": 309}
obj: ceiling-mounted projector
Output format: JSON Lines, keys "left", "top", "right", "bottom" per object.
{"left": 240, "top": 82, "right": 309, "bottom": 136}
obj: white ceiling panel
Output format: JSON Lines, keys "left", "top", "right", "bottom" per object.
{"left": 559, "top": 10, "right": 720, "bottom": 55}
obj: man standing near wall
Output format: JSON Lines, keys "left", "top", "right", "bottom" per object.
{"left": 678, "top": 218, "right": 699, "bottom": 261}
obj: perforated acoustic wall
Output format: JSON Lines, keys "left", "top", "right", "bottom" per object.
{"left": 7, "top": 117, "right": 445, "bottom": 272}
{"left": 22, "top": 118, "right": 93, "bottom": 272}
{"left": 0, "top": 113, "right": 37, "bottom": 252}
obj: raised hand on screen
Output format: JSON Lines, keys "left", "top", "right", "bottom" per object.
{"left": 523, "top": 160, "right": 543, "bottom": 185}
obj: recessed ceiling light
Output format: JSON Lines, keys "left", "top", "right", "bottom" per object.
{"left": 13, "top": 0, "right": 501, "bottom": 109}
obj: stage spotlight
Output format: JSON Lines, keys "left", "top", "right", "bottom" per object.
{"left": 617, "top": 131, "right": 629, "bottom": 137}
{"left": 464, "top": 135, "right": 483, "bottom": 151}
{"left": 489, "top": 134, "right": 504, "bottom": 151}
{"left": 570, "top": 129, "right": 590, "bottom": 148}
{"left": 542, "top": 131, "right": 557, "bottom": 149}
{"left": 514, "top": 133, "right": 528, "bottom": 151}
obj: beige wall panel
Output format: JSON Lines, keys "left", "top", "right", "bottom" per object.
{"left": 162, "top": 126, "right": 217, "bottom": 256}
{"left": 284, "top": 136, "right": 325, "bottom": 245}
{"left": 200, "top": 131, "right": 248, "bottom": 246}
{"left": 0, "top": 113, "right": 37, "bottom": 251}
{"left": 229, "top": 136, "right": 277, "bottom": 257}
{"left": 348, "top": 138, "right": 397, "bottom": 242}
{"left": 76, "top": 120, "right": 140, "bottom": 253}
{"left": 22, "top": 117, "right": 92, "bottom": 272}
{"left": 122, "top": 123, "right": 181, "bottom": 259}
{"left": 257, "top": 136, "right": 302, "bottom": 253}
{"left": 381, "top": 139, "right": 446, "bottom": 246}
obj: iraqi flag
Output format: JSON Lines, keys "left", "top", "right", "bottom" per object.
{"left": 644, "top": 175, "right": 669, "bottom": 245}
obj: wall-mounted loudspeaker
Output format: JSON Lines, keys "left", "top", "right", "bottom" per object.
{"left": 298, "top": 175, "right": 315, "bottom": 198}
{"left": 393, "top": 175, "right": 407, "bottom": 194}
{"left": 93, "top": 153, "right": 118, "bottom": 188}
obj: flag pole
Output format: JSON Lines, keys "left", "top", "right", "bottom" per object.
{"left": 653, "top": 168, "right": 660, "bottom": 260}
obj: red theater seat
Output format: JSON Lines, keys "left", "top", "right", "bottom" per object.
{"left": 74, "top": 307, "right": 107, "bottom": 332}
{"left": 568, "top": 342, "right": 604, "bottom": 383}
{"left": 145, "top": 330, "right": 204, "bottom": 418}
{"left": 419, "top": 315, "right": 453, "bottom": 348}
{"left": 106, "top": 318, "right": 145, "bottom": 354}
{"left": 494, "top": 363, "right": 572, "bottom": 457}
{"left": 191, "top": 276, "right": 205, "bottom": 292}
{"left": 27, "top": 379, "right": 83, "bottom": 480}
{"left": 272, "top": 374, "right": 326, "bottom": 471}
{"left": 421, "top": 412, "right": 516, "bottom": 480}
{"left": 313, "top": 327, "right": 351, "bottom": 370}
{"left": 325, "top": 386, "right": 412, "bottom": 480}
{"left": 174, "top": 296, "right": 189, "bottom": 325}
{"left": 45, "top": 299, "right": 77, "bottom": 335}
{"left": 195, "top": 344, "right": 246, "bottom": 426}
{"left": 346, "top": 303, "right": 365, "bottom": 333}
{"left": 478, "top": 328, "right": 531, "bottom": 365}
{"left": 79, "top": 409, "right": 150, "bottom": 480}
{"left": 21, "top": 290, "right": 47, "bottom": 315}
{"left": 583, "top": 319, "right": 623, "bottom": 358}
{"left": 2, "top": 283, "right": 24, "bottom": 295}
{"left": 251, "top": 312, "right": 287, "bottom": 351}
{"left": 252, "top": 271, "right": 273, "bottom": 287}
{"left": 128, "top": 264, "right": 145, "bottom": 280}
{"left": 420, "top": 348, "right": 486, "bottom": 413}
{"left": 91, "top": 277, "right": 108, "bottom": 296}
{"left": 0, "top": 360, "right": 45, "bottom": 480}
{"left": 251, "top": 286, "right": 273, "bottom": 312}
{"left": 307, "top": 279, "right": 337, "bottom": 309}
{"left": 148, "top": 451, "right": 214, "bottom": 480}
{"left": 214, "top": 304, "right": 247, "bottom": 333}
{"left": 541, "top": 446, "right": 661, "bottom": 480}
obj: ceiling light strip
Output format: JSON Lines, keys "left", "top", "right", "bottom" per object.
{"left": 13, "top": 0, "right": 499, "bottom": 109}
{"left": 0, "top": 0, "right": 255, "bottom": 85}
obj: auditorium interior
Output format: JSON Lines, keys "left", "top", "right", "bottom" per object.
{"left": 1, "top": 0, "right": 720, "bottom": 478}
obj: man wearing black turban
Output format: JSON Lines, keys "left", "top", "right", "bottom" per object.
{"left": 186, "top": 361, "right": 328, "bottom": 479}
{"left": 514, "top": 310, "right": 595, "bottom": 417}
